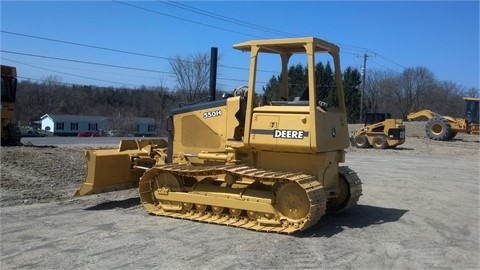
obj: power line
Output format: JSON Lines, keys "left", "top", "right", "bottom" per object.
{"left": 369, "top": 59, "right": 402, "bottom": 74}
{"left": 1, "top": 57, "right": 141, "bottom": 87}
{"left": 370, "top": 50, "right": 407, "bottom": 70}
{"left": 1, "top": 50, "right": 174, "bottom": 74}
{"left": 2, "top": 29, "right": 380, "bottom": 84}
{"left": 156, "top": 0, "right": 297, "bottom": 38}
{"left": 2, "top": 14, "right": 408, "bottom": 88}
{"left": 2, "top": 2, "right": 409, "bottom": 84}
{"left": 337, "top": 43, "right": 369, "bottom": 54}
{"left": 155, "top": 1, "right": 381, "bottom": 58}
{"left": 1, "top": 30, "right": 173, "bottom": 62}
{"left": 1, "top": 53, "right": 262, "bottom": 88}
{"left": 113, "top": 0, "right": 265, "bottom": 39}
{"left": 154, "top": 1, "right": 382, "bottom": 57}
{"left": 1, "top": 49, "right": 177, "bottom": 86}
{"left": 1, "top": 44, "right": 397, "bottom": 90}
{"left": 0, "top": 30, "right": 272, "bottom": 73}
{"left": 2, "top": 30, "right": 403, "bottom": 75}
{"left": 116, "top": 1, "right": 390, "bottom": 62}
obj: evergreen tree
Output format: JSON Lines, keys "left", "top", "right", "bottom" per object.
{"left": 262, "top": 75, "right": 281, "bottom": 100}
{"left": 343, "top": 67, "right": 362, "bottom": 123}
{"left": 261, "top": 60, "right": 361, "bottom": 118}
{"left": 321, "top": 62, "right": 337, "bottom": 107}
{"left": 287, "top": 64, "right": 308, "bottom": 99}
{"left": 314, "top": 61, "right": 327, "bottom": 102}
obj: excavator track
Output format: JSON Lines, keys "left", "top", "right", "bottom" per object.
{"left": 138, "top": 164, "right": 328, "bottom": 234}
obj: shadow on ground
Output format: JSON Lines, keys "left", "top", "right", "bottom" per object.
{"left": 297, "top": 204, "right": 409, "bottom": 238}
{"left": 83, "top": 197, "right": 140, "bottom": 210}
{"left": 82, "top": 200, "right": 408, "bottom": 238}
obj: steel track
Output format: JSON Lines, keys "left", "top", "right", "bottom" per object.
{"left": 139, "top": 164, "right": 361, "bottom": 234}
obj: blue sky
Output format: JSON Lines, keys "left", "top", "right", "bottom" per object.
{"left": 1, "top": 1, "right": 478, "bottom": 92}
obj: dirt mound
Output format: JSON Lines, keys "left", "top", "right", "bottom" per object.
{"left": 0, "top": 146, "right": 86, "bottom": 206}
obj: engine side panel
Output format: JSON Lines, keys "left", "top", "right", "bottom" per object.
{"left": 170, "top": 97, "right": 243, "bottom": 165}
{"left": 314, "top": 110, "right": 350, "bottom": 152}
{"left": 249, "top": 105, "right": 311, "bottom": 152}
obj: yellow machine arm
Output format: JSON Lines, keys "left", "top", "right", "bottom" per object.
{"left": 406, "top": 109, "right": 438, "bottom": 121}
{"left": 407, "top": 109, "right": 466, "bottom": 128}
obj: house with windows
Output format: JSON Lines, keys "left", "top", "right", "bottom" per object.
{"left": 40, "top": 114, "right": 109, "bottom": 136}
{"left": 134, "top": 117, "right": 158, "bottom": 136}
{"left": 39, "top": 114, "right": 158, "bottom": 137}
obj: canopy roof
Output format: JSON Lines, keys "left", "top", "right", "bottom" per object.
{"left": 232, "top": 37, "right": 339, "bottom": 54}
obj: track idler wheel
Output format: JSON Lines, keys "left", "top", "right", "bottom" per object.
{"left": 276, "top": 182, "right": 310, "bottom": 220}
{"left": 139, "top": 168, "right": 182, "bottom": 214}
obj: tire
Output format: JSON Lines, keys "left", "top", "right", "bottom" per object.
{"left": 353, "top": 135, "right": 368, "bottom": 148}
{"left": 372, "top": 135, "right": 387, "bottom": 149}
{"left": 425, "top": 117, "right": 452, "bottom": 141}
{"left": 448, "top": 132, "right": 457, "bottom": 140}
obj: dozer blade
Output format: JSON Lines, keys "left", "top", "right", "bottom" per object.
{"left": 74, "top": 139, "right": 167, "bottom": 197}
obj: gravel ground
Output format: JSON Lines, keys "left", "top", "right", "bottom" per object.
{"left": 0, "top": 121, "right": 479, "bottom": 269}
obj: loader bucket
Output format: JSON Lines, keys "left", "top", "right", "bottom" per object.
{"left": 74, "top": 139, "right": 167, "bottom": 197}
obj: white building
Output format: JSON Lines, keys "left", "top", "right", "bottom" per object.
{"left": 39, "top": 114, "right": 158, "bottom": 137}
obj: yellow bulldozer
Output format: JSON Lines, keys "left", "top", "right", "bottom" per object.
{"left": 75, "top": 37, "right": 363, "bottom": 234}
{"left": 407, "top": 97, "right": 479, "bottom": 141}
{"left": 1, "top": 65, "right": 21, "bottom": 146}
{"left": 351, "top": 113, "right": 405, "bottom": 149}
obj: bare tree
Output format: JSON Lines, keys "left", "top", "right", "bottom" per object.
{"left": 416, "top": 81, "right": 462, "bottom": 116}
{"left": 16, "top": 80, "right": 44, "bottom": 124}
{"left": 42, "top": 75, "right": 63, "bottom": 114}
{"left": 463, "top": 87, "right": 480, "bottom": 98}
{"left": 390, "top": 67, "right": 436, "bottom": 118}
{"left": 169, "top": 52, "right": 211, "bottom": 103}
{"left": 363, "top": 69, "right": 397, "bottom": 114}
{"left": 108, "top": 111, "right": 138, "bottom": 136}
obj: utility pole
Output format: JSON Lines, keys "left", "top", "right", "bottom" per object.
{"left": 358, "top": 52, "right": 373, "bottom": 123}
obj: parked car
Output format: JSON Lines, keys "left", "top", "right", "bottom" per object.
{"left": 77, "top": 131, "right": 104, "bottom": 137}
{"left": 21, "top": 130, "right": 47, "bottom": 137}
{"left": 107, "top": 130, "right": 118, "bottom": 137}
